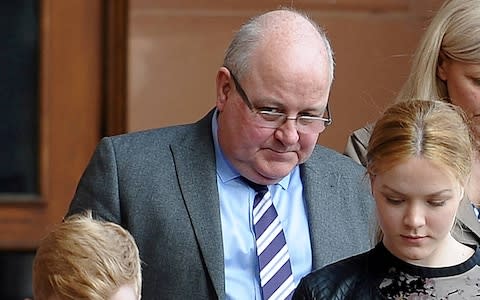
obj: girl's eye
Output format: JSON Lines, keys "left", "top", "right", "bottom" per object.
{"left": 386, "top": 197, "right": 403, "bottom": 205}
{"left": 428, "top": 200, "right": 446, "bottom": 207}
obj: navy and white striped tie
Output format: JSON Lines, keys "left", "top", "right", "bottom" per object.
{"left": 473, "top": 204, "right": 480, "bottom": 222}
{"left": 244, "top": 178, "right": 295, "bottom": 300}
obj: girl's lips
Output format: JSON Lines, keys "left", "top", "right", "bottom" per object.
{"left": 401, "top": 234, "right": 425, "bottom": 238}
{"left": 401, "top": 235, "right": 427, "bottom": 243}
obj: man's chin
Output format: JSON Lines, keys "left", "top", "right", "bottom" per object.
{"left": 256, "top": 163, "right": 296, "bottom": 182}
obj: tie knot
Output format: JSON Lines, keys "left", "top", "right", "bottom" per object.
{"left": 241, "top": 177, "right": 268, "bottom": 194}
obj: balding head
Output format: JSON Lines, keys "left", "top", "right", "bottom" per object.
{"left": 223, "top": 8, "right": 334, "bottom": 86}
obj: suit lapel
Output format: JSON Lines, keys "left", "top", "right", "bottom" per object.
{"left": 457, "top": 197, "right": 480, "bottom": 241}
{"left": 170, "top": 112, "right": 225, "bottom": 298}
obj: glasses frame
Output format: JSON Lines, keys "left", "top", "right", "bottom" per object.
{"left": 226, "top": 67, "right": 333, "bottom": 132}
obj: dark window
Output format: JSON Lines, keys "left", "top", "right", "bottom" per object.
{"left": 0, "top": 1, "right": 39, "bottom": 194}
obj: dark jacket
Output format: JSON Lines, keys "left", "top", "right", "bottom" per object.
{"left": 293, "top": 242, "right": 480, "bottom": 299}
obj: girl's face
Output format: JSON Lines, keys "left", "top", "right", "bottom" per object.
{"left": 371, "top": 157, "right": 464, "bottom": 266}
{"left": 437, "top": 58, "right": 480, "bottom": 132}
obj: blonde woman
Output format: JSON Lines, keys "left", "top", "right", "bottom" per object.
{"left": 296, "top": 100, "right": 480, "bottom": 299}
{"left": 345, "top": 0, "right": 480, "bottom": 246}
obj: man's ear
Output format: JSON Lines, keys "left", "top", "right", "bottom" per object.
{"left": 437, "top": 51, "right": 449, "bottom": 81}
{"left": 216, "top": 67, "right": 232, "bottom": 111}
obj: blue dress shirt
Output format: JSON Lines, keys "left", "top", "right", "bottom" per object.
{"left": 212, "top": 111, "right": 312, "bottom": 299}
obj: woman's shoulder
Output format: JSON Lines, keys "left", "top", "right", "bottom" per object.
{"left": 344, "top": 123, "right": 375, "bottom": 166}
{"left": 307, "top": 250, "right": 371, "bottom": 281}
{"left": 294, "top": 249, "right": 376, "bottom": 299}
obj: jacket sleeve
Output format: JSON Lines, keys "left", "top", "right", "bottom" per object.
{"left": 67, "top": 137, "right": 122, "bottom": 224}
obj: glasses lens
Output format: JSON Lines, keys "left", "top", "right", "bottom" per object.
{"left": 255, "top": 113, "right": 327, "bottom": 133}
{"left": 257, "top": 112, "right": 284, "bottom": 123}
{"left": 297, "top": 120, "right": 325, "bottom": 134}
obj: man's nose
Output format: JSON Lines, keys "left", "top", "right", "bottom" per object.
{"left": 275, "top": 118, "right": 300, "bottom": 145}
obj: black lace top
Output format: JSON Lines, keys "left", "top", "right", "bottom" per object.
{"left": 293, "top": 242, "right": 480, "bottom": 299}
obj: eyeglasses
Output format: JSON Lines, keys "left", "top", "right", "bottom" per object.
{"left": 227, "top": 68, "right": 332, "bottom": 134}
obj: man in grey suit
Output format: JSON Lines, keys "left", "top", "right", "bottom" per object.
{"left": 68, "top": 8, "right": 373, "bottom": 300}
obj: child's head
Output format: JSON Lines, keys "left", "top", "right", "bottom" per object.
{"left": 33, "top": 211, "right": 142, "bottom": 300}
{"left": 367, "top": 100, "right": 475, "bottom": 263}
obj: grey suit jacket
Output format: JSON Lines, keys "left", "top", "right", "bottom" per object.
{"left": 68, "top": 110, "right": 374, "bottom": 299}
{"left": 345, "top": 125, "right": 480, "bottom": 246}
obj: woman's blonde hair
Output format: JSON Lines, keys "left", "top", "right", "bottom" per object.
{"left": 367, "top": 100, "right": 474, "bottom": 181}
{"left": 33, "top": 211, "right": 142, "bottom": 300}
{"left": 396, "top": 0, "right": 480, "bottom": 102}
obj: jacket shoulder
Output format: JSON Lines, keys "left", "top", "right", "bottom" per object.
{"left": 309, "top": 145, "right": 367, "bottom": 177}
{"left": 294, "top": 251, "right": 376, "bottom": 299}
{"left": 104, "top": 110, "right": 214, "bottom": 151}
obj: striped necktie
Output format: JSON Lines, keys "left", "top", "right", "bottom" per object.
{"left": 243, "top": 178, "right": 295, "bottom": 300}
{"left": 473, "top": 204, "right": 480, "bottom": 221}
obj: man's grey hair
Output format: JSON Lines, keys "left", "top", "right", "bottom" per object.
{"left": 223, "top": 7, "right": 335, "bottom": 87}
